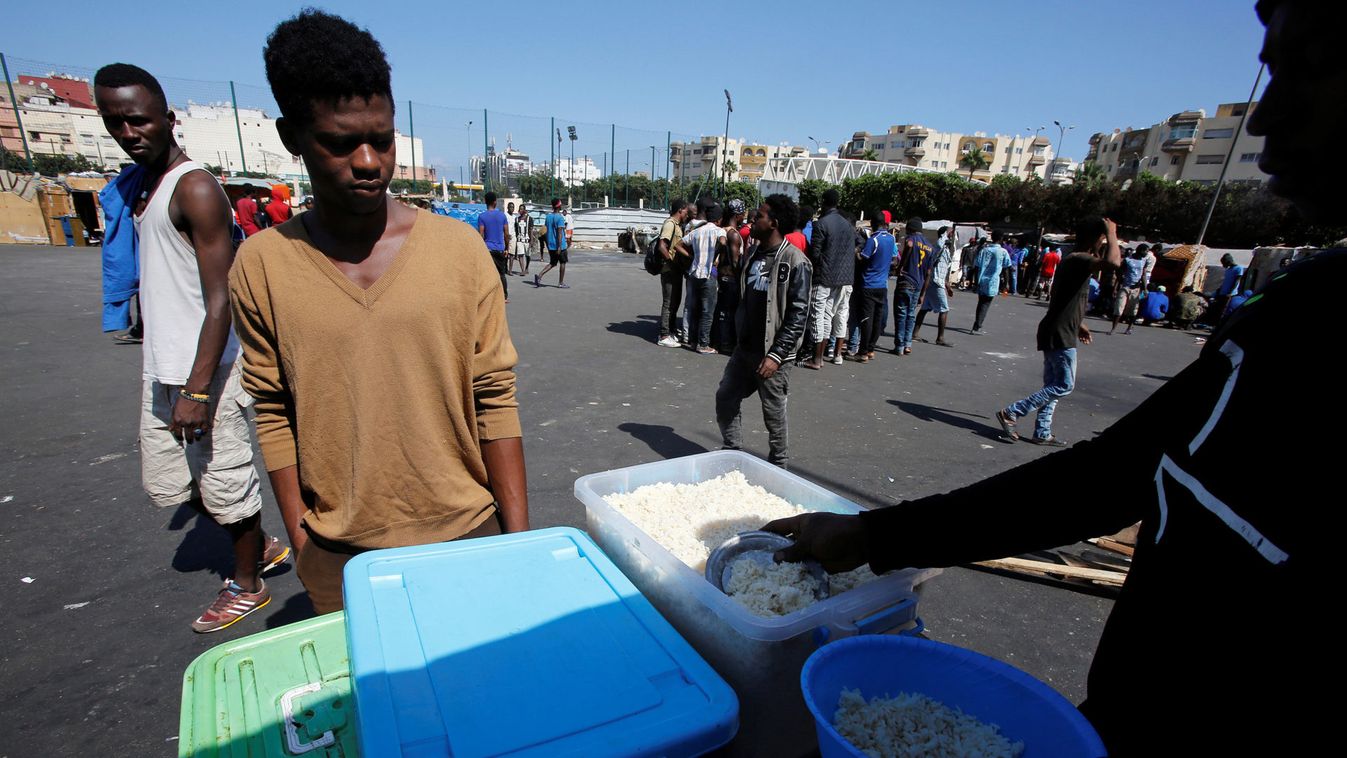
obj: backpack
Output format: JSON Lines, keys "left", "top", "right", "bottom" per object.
{"left": 643, "top": 234, "right": 664, "bottom": 275}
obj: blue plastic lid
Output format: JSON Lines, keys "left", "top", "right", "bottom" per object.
{"left": 343, "top": 527, "right": 738, "bottom": 757}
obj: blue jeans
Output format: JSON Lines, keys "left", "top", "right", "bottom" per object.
{"left": 1006, "top": 348, "right": 1077, "bottom": 440}
{"left": 685, "top": 275, "right": 718, "bottom": 349}
{"left": 892, "top": 284, "right": 920, "bottom": 351}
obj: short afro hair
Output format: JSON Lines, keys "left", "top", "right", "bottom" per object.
{"left": 264, "top": 8, "right": 394, "bottom": 127}
{"left": 93, "top": 63, "right": 168, "bottom": 113}
{"left": 764, "top": 193, "right": 799, "bottom": 235}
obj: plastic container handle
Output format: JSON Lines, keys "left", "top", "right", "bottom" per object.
{"left": 852, "top": 596, "right": 917, "bottom": 636}
{"left": 281, "top": 682, "right": 337, "bottom": 755}
{"left": 897, "top": 617, "right": 925, "bottom": 637}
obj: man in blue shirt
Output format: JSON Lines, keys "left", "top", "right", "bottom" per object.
{"left": 971, "top": 231, "right": 1012, "bottom": 335}
{"left": 534, "top": 198, "right": 570, "bottom": 289}
{"left": 913, "top": 226, "right": 956, "bottom": 347}
{"left": 478, "top": 191, "right": 511, "bottom": 301}
{"left": 891, "top": 218, "right": 934, "bottom": 355}
{"left": 1138, "top": 285, "right": 1170, "bottom": 326}
{"left": 1201, "top": 253, "right": 1245, "bottom": 325}
{"left": 851, "top": 212, "right": 895, "bottom": 361}
{"left": 1110, "top": 245, "right": 1150, "bottom": 335}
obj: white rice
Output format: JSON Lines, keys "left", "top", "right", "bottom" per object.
{"left": 724, "top": 556, "right": 822, "bottom": 617}
{"left": 602, "top": 471, "right": 880, "bottom": 616}
{"left": 833, "top": 688, "right": 1024, "bottom": 758}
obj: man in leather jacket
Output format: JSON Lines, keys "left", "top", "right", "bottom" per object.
{"left": 714, "top": 194, "right": 813, "bottom": 468}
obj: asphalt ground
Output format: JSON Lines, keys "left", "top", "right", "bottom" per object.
{"left": 0, "top": 241, "right": 1203, "bottom": 755}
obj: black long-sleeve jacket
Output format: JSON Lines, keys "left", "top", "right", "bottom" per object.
{"left": 735, "top": 239, "right": 812, "bottom": 364}
{"left": 860, "top": 250, "right": 1341, "bottom": 756}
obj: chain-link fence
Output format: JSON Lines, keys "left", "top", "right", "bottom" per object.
{"left": 2, "top": 51, "right": 714, "bottom": 210}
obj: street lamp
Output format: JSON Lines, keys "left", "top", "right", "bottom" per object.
{"left": 567, "top": 125, "right": 577, "bottom": 205}
{"left": 808, "top": 136, "right": 831, "bottom": 156}
{"left": 465, "top": 120, "right": 473, "bottom": 185}
{"left": 1052, "top": 120, "right": 1075, "bottom": 184}
{"left": 722, "top": 89, "right": 733, "bottom": 191}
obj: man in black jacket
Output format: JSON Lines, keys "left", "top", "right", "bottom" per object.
{"left": 715, "top": 194, "right": 813, "bottom": 468}
{"left": 803, "top": 189, "right": 856, "bottom": 369}
{"left": 763, "top": 2, "right": 1342, "bottom": 753}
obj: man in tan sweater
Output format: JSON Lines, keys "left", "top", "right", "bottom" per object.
{"left": 230, "top": 10, "right": 529, "bottom": 612}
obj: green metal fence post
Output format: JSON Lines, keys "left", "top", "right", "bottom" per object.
{"left": 625, "top": 149, "right": 630, "bottom": 207}
{"left": 408, "top": 99, "right": 416, "bottom": 193}
{"left": 229, "top": 81, "right": 248, "bottom": 173}
{"left": 609, "top": 123, "right": 615, "bottom": 203}
{"left": 550, "top": 116, "right": 555, "bottom": 200}
{"left": 665, "top": 131, "right": 671, "bottom": 209}
{"left": 482, "top": 109, "right": 489, "bottom": 193}
{"left": 1, "top": 53, "right": 35, "bottom": 173}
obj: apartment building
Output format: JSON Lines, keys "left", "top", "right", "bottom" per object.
{"left": 1085, "top": 102, "right": 1266, "bottom": 186}
{"left": 4, "top": 73, "right": 428, "bottom": 181}
{"left": 839, "top": 124, "right": 1054, "bottom": 180}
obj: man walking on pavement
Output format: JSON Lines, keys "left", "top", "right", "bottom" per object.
{"left": 1109, "top": 243, "right": 1149, "bottom": 335}
{"left": 236, "top": 187, "right": 262, "bottom": 238}
{"left": 231, "top": 10, "right": 529, "bottom": 613}
{"left": 715, "top": 194, "right": 812, "bottom": 468}
{"left": 803, "top": 189, "right": 854, "bottom": 369}
{"left": 970, "top": 230, "right": 1013, "bottom": 335}
{"left": 913, "top": 225, "right": 956, "bottom": 348}
{"left": 535, "top": 198, "right": 569, "bottom": 288}
{"left": 713, "top": 199, "right": 748, "bottom": 353}
{"left": 891, "top": 218, "right": 934, "bottom": 356}
{"left": 1203, "top": 253, "right": 1246, "bottom": 326}
{"left": 95, "top": 62, "right": 288, "bottom": 633}
{"left": 656, "top": 199, "right": 690, "bottom": 347}
{"left": 511, "top": 202, "right": 531, "bottom": 276}
{"left": 996, "top": 216, "right": 1122, "bottom": 446}
{"left": 479, "top": 191, "right": 511, "bottom": 301}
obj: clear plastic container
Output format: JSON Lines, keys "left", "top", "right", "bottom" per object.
{"left": 574, "top": 451, "right": 942, "bottom": 757}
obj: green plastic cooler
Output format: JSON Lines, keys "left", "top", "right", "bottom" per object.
{"left": 178, "top": 611, "right": 356, "bottom": 757}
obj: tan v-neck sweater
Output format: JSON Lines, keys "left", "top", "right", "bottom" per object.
{"left": 228, "top": 211, "right": 521, "bottom": 549}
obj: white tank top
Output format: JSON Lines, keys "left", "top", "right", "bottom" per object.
{"left": 135, "top": 160, "right": 240, "bottom": 384}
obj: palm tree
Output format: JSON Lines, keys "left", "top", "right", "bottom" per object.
{"left": 1075, "top": 161, "right": 1107, "bottom": 188}
{"left": 959, "top": 147, "right": 990, "bottom": 180}
{"left": 860, "top": 148, "right": 880, "bottom": 162}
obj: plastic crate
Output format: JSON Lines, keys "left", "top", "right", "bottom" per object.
{"left": 342, "top": 527, "right": 738, "bottom": 757}
{"left": 574, "top": 450, "right": 942, "bottom": 757}
{"left": 178, "top": 612, "right": 355, "bottom": 757}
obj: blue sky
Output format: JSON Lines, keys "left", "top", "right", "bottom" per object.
{"left": 3, "top": 0, "right": 1266, "bottom": 177}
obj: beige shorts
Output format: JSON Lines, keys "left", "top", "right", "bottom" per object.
{"left": 140, "top": 362, "right": 262, "bottom": 524}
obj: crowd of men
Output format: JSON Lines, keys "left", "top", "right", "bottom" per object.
{"left": 84, "top": 1, "right": 1339, "bottom": 753}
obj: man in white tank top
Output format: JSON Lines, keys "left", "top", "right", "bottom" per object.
{"left": 94, "top": 63, "right": 289, "bottom": 633}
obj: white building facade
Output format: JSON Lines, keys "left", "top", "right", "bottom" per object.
{"left": 840, "top": 124, "right": 1055, "bottom": 180}
{"left": 1085, "top": 102, "right": 1266, "bottom": 186}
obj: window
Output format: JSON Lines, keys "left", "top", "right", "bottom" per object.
{"left": 983, "top": 142, "right": 993, "bottom": 152}
{"left": 1171, "top": 155, "right": 1181, "bottom": 165}
{"left": 1202, "top": 127, "right": 1235, "bottom": 139}
{"left": 1239, "top": 152, "right": 1261, "bottom": 163}
{"left": 80, "top": 133, "right": 94, "bottom": 145}
{"left": 1230, "top": 105, "right": 1248, "bottom": 117}
{"left": 1016, "top": 147, "right": 1023, "bottom": 154}
{"left": 1195, "top": 154, "right": 1225, "bottom": 165}
{"left": 1169, "top": 125, "right": 1197, "bottom": 140}
{"left": 1150, "top": 157, "right": 1160, "bottom": 166}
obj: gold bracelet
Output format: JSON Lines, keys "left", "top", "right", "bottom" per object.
{"left": 178, "top": 389, "right": 211, "bottom": 404}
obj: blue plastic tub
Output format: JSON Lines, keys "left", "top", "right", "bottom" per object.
{"left": 343, "top": 527, "right": 738, "bottom": 757}
{"left": 801, "top": 635, "right": 1105, "bottom": 758}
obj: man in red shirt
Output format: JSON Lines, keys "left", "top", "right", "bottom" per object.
{"left": 1037, "top": 247, "right": 1062, "bottom": 300}
{"left": 264, "top": 185, "right": 292, "bottom": 226}
{"left": 235, "top": 188, "right": 261, "bottom": 237}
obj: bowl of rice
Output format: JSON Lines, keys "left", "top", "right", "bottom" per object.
{"left": 801, "top": 635, "right": 1106, "bottom": 758}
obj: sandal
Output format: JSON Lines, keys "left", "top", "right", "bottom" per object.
{"left": 995, "top": 409, "right": 1019, "bottom": 441}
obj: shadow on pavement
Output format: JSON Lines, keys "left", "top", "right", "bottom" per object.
{"left": 887, "top": 399, "right": 1003, "bottom": 440}
{"left": 617, "top": 422, "right": 709, "bottom": 459}
{"left": 605, "top": 314, "right": 660, "bottom": 341}
{"left": 265, "top": 589, "right": 316, "bottom": 629}
{"left": 168, "top": 503, "right": 235, "bottom": 580}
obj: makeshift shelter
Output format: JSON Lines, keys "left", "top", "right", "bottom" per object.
{"left": 1151, "top": 245, "right": 1209, "bottom": 295}
{"left": 0, "top": 170, "right": 50, "bottom": 244}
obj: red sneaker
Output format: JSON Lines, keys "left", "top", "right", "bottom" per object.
{"left": 191, "top": 579, "right": 271, "bottom": 633}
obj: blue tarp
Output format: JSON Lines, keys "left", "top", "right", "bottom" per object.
{"left": 431, "top": 201, "right": 487, "bottom": 228}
